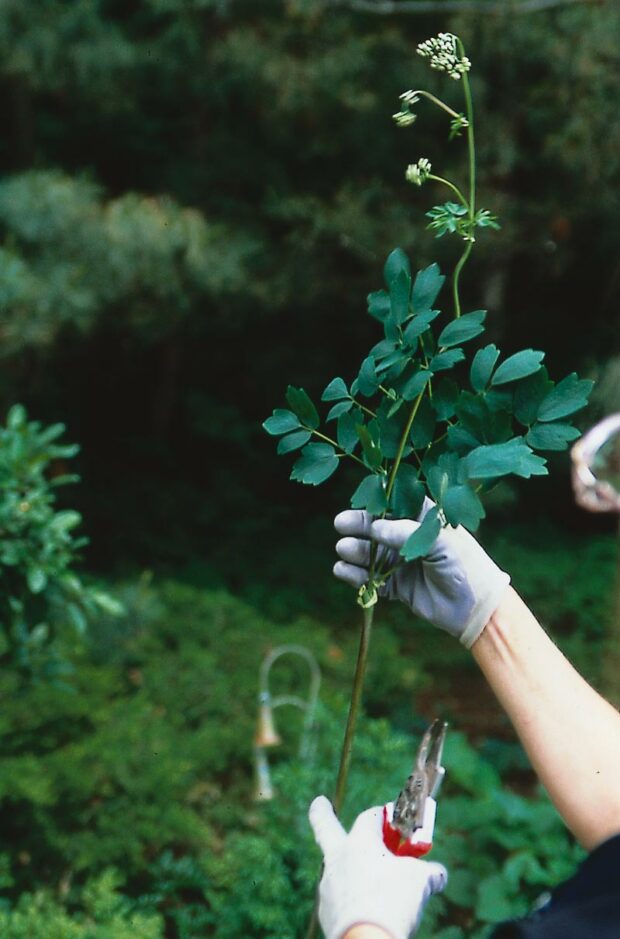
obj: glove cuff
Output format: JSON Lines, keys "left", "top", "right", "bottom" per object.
{"left": 459, "top": 572, "right": 511, "bottom": 649}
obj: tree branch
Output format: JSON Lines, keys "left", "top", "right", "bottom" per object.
{"left": 328, "top": 0, "right": 601, "bottom": 15}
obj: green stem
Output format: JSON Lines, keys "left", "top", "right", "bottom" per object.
{"left": 409, "top": 89, "right": 463, "bottom": 120}
{"left": 428, "top": 174, "right": 468, "bottom": 209}
{"left": 351, "top": 398, "right": 376, "bottom": 419}
{"left": 452, "top": 240, "right": 474, "bottom": 319}
{"left": 451, "top": 39, "right": 476, "bottom": 320}
{"left": 306, "top": 549, "right": 379, "bottom": 939}
{"left": 386, "top": 390, "right": 426, "bottom": 500}
{"left": 310, "top": 428, "right": 367, "bottom": 469}
{"left": 333, "top": 598, "right": 376, "bottom": 812}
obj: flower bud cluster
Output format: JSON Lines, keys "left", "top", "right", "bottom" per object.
{"left": 405, "top": 158, "right": 432, "bottom": 186}
{"left": 417, "top": 33, "right": 471, "bottom": 81}
{"left": 392, "top": 91, "right": 420, "bottom": 127}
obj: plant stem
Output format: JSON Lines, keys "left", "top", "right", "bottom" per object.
{"left": 305, "top": 548, "right": 379, "bottom": 939}
{"left": 386, "top": 389, "right": 426, "bottom": 500}
{"left": 333, "top": 599, "right": 376, "bottom": 812}
{"left": 409, "top": 89, "right": 463, "bottom": 120}
{"left": 428, "top": 174, "right": 468, "bottom": 209}
{"left": 310, "top": 428, "right": 368, "bottom": 469}
{"left": 452, "top": 240, "right": 473, "bottom": 319}
{"left": 452, "top": 39, "right": 476, "bottom": 320}
{"left": 351, "top": 398, "right": 377, "bottom": 419}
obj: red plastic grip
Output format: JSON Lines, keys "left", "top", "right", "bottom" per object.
{"left": 382, "top": 804, "right": 432, "bottom": 858}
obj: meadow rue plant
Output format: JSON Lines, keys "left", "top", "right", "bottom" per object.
{"left": 263, "top": 29, "right": 592, "bottom": 870}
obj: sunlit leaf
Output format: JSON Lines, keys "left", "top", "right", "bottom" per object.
{"left": 470, "top": 344, "right": 500, "bottom": 392}
{"left": 465, "top": 438, "right": 548, "bottom": 480}
{"left": 321, "top": 377, "right": 349, "bottom": 401}
{"left": 526, "top": 422, "right": 580, "bottom": 451}
{"left": 263, "top": 409, "right": 301, "bottom": 436}
{"left": 411, "top": 263, "right": 445, "bottom": 313}
{"left": 350, "top": 474, "right": 388, "bottom": 514}
{"left": 491, "top": 350, "right": 544, "bottom": 386}
{"left": 277, "top": 430, "right": 312, "bottom": 453}
{"left": 391, "top": 464, "right": 425, "bottom": 519}
{"left": 443, "top": 484, "right": 485, "bottom": 530}
{"left": 537, "top": 373, "right": 594, "bottom": 422}
{"left": 400, "top": 506, "right": 441, "bottom": 560}
{"left": 290, "top": 443, "right": 339, "bottom": 485}
{"left": 438, "top": 310, "right": 486, "bottom": 349}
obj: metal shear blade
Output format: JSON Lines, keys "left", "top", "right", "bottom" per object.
{"left": 392, "top": 719, "right": 448, "bottom": 838}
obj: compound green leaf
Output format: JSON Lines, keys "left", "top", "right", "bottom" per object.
{"left": 432, "top": 378, "right": 459, "bottom": 420}
{"left": 263, "top": 409, "right": 301, "bottom": 436}
{"left": 412, "top": 263, "right": 445, "bottom": 313}
{"left": 403, "top": 308, "right": 440, "bottom": 345}
{"left": 447, "top": 424, "right": 480, "bottom": 454}
{"left": 321, "top": 377, "right": 349, "bottom": 401}
{"left": 513, "top": 367, "right": 554, "bottom": 426}
{"left": 376, "top": 401, "right": 411, "bottom": 459}
{"left": 357, "top": 421, "right": 383, "bottom": 471}
{"left": 357, "top": 356, "right": 380, "bottom": 396}
{"left": 370, "top": 338, "right": 394, "bottom": 360}
{"left": 401, "top": 369, "right": 431, "bottom": 401}
{"left": 290, "top": 443, "right": 339, "bottom": 485}
{"left": 470, "top": 344, "right": 500, "bottom": 393}
{"left": 390, "top": 269, "right": 411, "bottom": 324}
{"left": 429, "top": 349, "right": 465, "bottom": 372}
{"left": 537, "top": 373, "right": 594, "bottom": 422}
{"left": 285, "top": 386, "right": 320, "bottom": 429}
{"left": 351, "top": 474, "right": 388, "bottom": 515}
{"left": 367, "top": 290, "right": 391, "bottom": 322}
{"left": 526, "top": 422, "right": 581, "bottom": 451}
{"left": 491, "top": 350, "right": 545, "bottom": 386}
{"left": 387, "top": 396, "right": 405, "bottom": 418}
{"left": 465, "top": 438, "right": 548, "bottom": 480}
{"left": 438, "top": 310, "right": 486, "bottom": 349}
{"left": 426, "top": 464, "right": 450, "bottom": 504}
{"left": 277, "top": 430, "right": 312, "bottom": 454}
{"left": 410, "top": 397, "right": 435, "bottom": 449}
{"left": 443, "top": 484, "right": 485, "bottom": 531}
{"left": 390, "top": 464, "right": 425, "bottom": 519}
{"left": 337, "top": 410, "right": 361, "bottom": 453}
{"left": 384, "top": 248, "right": 411, "bottom": 287}
{"left": 376, "top": 349, "right": 409, "bottom": 374}
{"left": 326, "top": 400, "right": 353, "bottom": 421}
{"left": 400, "top": 506, "right": 441, "bottom": 561}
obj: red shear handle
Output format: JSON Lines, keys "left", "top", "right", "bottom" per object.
{"left": 382, "top": 801, "right": 435, "bottom": 859}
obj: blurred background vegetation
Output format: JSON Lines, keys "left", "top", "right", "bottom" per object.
{"left": 0, "top": 0, "right": 619, "bottom": 936}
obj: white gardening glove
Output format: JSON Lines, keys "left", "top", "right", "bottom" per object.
{"left": 333, "top": 501, "right": 510, "bottom": 648}
{"left": 308, "top": 796, "right": 447, "bottom": 939}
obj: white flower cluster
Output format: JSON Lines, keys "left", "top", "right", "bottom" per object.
{"left": 392, "top": 91, "right": 420, "bottom": 127}
{"left": 417, "top": 33, "right": 471, "bottom": 81}
{"left": 405, "top": 157, "right": 432, "bottom": 186}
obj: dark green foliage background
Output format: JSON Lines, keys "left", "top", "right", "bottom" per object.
{"left": 0, "top": 0, "right": 617, "bottom": 566}
{"left": 0, "top": 1, "right": 619, "bottom": 936}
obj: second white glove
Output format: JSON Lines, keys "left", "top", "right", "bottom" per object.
{"left": 308, "top": 796, "right": 447, "bottom": 939}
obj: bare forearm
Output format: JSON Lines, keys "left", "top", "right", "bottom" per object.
{"left": 472, "top": 586, "right": 620, "bottom": 850}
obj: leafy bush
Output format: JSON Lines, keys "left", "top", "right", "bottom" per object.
{"left": 0, "top": 404, "right": 120, "bottom": 678}
{"left": 0, "top": 569, "right": 593, "bottom": 937}
{"left": 207, "top": 705, "right": 583, "bottom": 939}
{"left": 0, "top": 869, "right": 163, "bottom": 938}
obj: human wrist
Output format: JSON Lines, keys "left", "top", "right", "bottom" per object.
{"left": 343, "top": 927, "right": 393, "bottom": 939}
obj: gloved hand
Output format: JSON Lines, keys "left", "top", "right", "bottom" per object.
{"left": 308, "top": 795, "right": 447, "bottom": 939}
{"left": 333, "top": 501, "right": 510, "bottom": 648}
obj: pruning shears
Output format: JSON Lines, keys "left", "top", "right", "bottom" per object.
{"left": 382, "top": 719, "right": 448, "bottom": 858}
